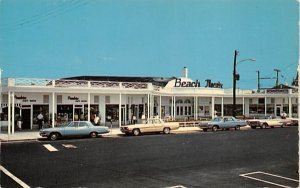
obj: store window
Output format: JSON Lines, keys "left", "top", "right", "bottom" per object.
{"left": 224, "top": 104, "right": 243, "bottom": 116}
{"left": 267, "top": 105, "right": 274, "bottom": 114}
{"left": 84, "top": 104, "right": 99, "bottom": 121}
{"left": 33, "top": 105, "right": 49, "bottom": 125}
{"left": 57, "top": 105, "right": 73, "bottom": 124}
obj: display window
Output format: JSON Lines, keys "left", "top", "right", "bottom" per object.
{"left": 57, "top": 105, "right": 73, "bottom": 124}
{"left": 33, "top": 105, "right": 49, "bottom": 125}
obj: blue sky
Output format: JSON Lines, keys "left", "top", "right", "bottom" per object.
{"left": 0, "top": 0, "right": 298, "bottom": 89}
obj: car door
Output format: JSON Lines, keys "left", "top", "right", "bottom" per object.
{"left": 151, "top": 119, "right": 163, "bottom": 132}
{"left": 226, "top": 117, "right": 236, "bottom": 128}
{"left": 142, "top": 119, "right": 154, "bottom": 133}
{"left": 77, "top": 122, "right": 90, "bottom": 136}
{"left": 63, "top": 122, "right": 79, "bottom": 136}
{"left": 219, "top": 118, "right": 227, "bottom": 129}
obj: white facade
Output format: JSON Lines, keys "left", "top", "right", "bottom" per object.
{"left": 0, "top": 74, "right": 298, "bottom": 134}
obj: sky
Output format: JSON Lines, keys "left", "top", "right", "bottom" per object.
{"left": 0, "top": 0, "right": 298, "bottom": 89}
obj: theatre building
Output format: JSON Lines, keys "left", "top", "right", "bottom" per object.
{"left": 0, "top": 68, "right": 298, "bottom": 134}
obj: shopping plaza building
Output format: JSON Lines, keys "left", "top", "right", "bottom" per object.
{"left": 0, "top": 67, "right": 298, "bottom": 134}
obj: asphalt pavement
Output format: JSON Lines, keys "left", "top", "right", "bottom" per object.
{"left": 0, "top": 126, "right": 298, "bottom": 187}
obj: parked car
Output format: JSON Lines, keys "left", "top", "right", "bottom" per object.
{"left": 120, "top": 118, "right": 179, "bottom": 136}
{"left": 247, "top": 117, "right": 291, "bottom": 129}
{"left": 200, "top": 116, "right": 248, "bottom": 132}
{"left": 39, "top": 121, "right": 110, "bottom": 140}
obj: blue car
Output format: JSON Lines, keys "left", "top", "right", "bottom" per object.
{"left": 39, "top": 121, "right": 110, "bottom": 140}
{"left": 200, "top": 116, "right": 248, "bottom": 132}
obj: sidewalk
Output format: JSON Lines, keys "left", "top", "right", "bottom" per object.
{"left": 0, "top": 127, "right": 202, "bottom": 142}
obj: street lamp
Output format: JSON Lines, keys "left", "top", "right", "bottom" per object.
{"left": 232, "top": 50, "right": 256, "bottom": 117}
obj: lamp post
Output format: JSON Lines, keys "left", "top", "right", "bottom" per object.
{"left": 232, "top": 50, "right": 255, "bottom": 117}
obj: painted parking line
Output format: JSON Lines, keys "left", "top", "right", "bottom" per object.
{"left": 62, "top": 144, "right": 77, "bottom": 149}
{"left": 0, "top": 165, "right": 30, "bottom": 188}
{"left": 240, "top": 171, "right": 299, "bottom": 188}
{"left": 43, "top": 144, "right": 58, "bottom": 152}
{"left": 166, "top": 185, "right": 187, "bottom": 188}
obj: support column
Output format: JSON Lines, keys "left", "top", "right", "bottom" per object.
{"left": 128, "top": 96, "right": 132, "bottom": 123}
{"left": 88, "top": 93, "right": 91, "bottom": 122}
{"left": 171, "top": 96, "right": 173, "bottom": 120}
{"left": 147, "top": 94, "right": 150, "bottom": 119}
{"left": 173, "top": 96, "right": 176, "bottom": 120}
{"left": 12, "top": 92, "right": 15, "bottom": 134}
{"left": 159, "top": 95, "right": 162, "bottom": 119}
{"left": 52, "top": 92, "right": 55, "bottom": 128}
{"left": 8, "top": 92, "right": 11, "bottom": 135}
{"left": 196, "top": 96, "right": 198, "bottom": 120}
{"left": 211, "top": 97, "right": 215, "bottom": 118}
{"left": 119, "top": 93, "right": 122, "bottom": 127}
{"left": 194, "top": 96, "right": 197, "bottom": 120}
{"left": 124, "top": 94, "right": 127, "bottom": 125}
{"left": 289, "top": 96, "right": 292, "bottom": 118}
{"left": 221, "top": 97, "right": 224, "bottom": 117}
{"left": 242, "top": 97, "right": 245, "bottom": 116}
{"left": 265, "top": 97, "right": 267, "bottom": 117}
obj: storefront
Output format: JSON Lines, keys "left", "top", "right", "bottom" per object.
{"left": 0, "top": 68, "right": 298, "bottom": 134}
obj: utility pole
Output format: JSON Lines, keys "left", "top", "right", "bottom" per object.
{"left": 256, "top": 70, "right": 260, "bottom": 90}
{"left": 274, "top": 69, "right": 281, "bottom": 86}
{"left": 232, "top": 50, "right": 238, "bottom": 118}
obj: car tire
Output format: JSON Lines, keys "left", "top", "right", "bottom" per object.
{"left": 163, "top": 127, "right": 171, "bottom": 134}
{"left": 251, "top": 126, "right": 256, "bottom": 129}
{"left": 235, "top": 125, "right": 240, "bottom": 130}
{"left": 261, "top": 123, "right": 267, "bottom": 129}
{"left": 203, "top": 128, "right": 208, "bottom": 132}
{"left": 133, "top": 129, "right": 140, "bottom": 136}
{"left": 90, "top": 132, "right": 98, "bottom": 138}
{"left": 212, "top": 125, "right": 218, "bottom": 132}
{"left": 50, "top": 133, "right": 59, "bottom": 141}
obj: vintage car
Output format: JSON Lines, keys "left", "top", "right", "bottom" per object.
{"left": 39, "top": 121, "right": 110, "bottom": 140}
{"left": 200, "top": 116, "right": 248, "bottom": 132}
{"left": 120, "top": 118, "right": 179, "bottom": 136}
{"left": 247, "top": 117, "right": 292, "bottom": 129}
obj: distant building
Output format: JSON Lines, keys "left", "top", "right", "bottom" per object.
{"left": 0, "top": 68, "right": 298, "bottom": 134}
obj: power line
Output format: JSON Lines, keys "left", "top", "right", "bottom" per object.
{"left": 0, "top": 0, "right": 89, "bottom": 30}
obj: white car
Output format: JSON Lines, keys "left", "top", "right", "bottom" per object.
{"left": 247, "top": 117, "right": 285, "bottom": 129}
{"left": 120, "top": 118, "right": 179, "bottom": 136}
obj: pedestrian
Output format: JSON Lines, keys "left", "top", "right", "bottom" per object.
{"left": 37, "top": 112, "right": 44, "bottom": 130}
{"left": 17, "top": 116, "right": 22, "bottom": 130}
{"left": 133, "top": 115, "right": 137, "bottom": 124}
{"left": 94, "top": 114, "right": 100, "bottom": 125}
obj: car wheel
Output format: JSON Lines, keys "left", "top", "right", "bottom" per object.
{"left": 235, "top": 125, "right": 240, "bottom": 130}
{"left": 90, "top": 132, "right": 98, "bottom": 138}
{"left": 50, "top": 133, "right": 59, "bottom": 141}
{"left": 203, "top": 128, "right": 208, "bottom": 132}
{"left": 133, "top": 129, "right": 140, "bottom": 136}
{"left": 261, "top": 123, "right": 267, "bottom": 129}
{"left": 163, "top": 127, "right": 171, "bottom": 134}
{"left": 212, "top": 126, "right": 218, "bottom": 132}
{"left": 251, "top": 126, "right": 256, "bottom": 129}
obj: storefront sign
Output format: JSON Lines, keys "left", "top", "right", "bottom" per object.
{"left": 68, "top": 96, "right": 87, "bottom": 103}
{"left": 205, "top": 79, "right": 223, "bottom": 88}
{"left": 68, "top": 96, "right": 79, "bottom": 100}
{"left": 15, "top": 95, "right": 27, "bottom": 100}
{"left": 15, "top": 95, "right": 36, "bottom": 102}
{"left": 174, "top": 78, "right": 200, "bottom": 87}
